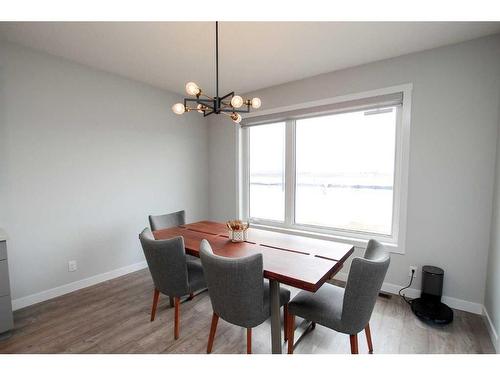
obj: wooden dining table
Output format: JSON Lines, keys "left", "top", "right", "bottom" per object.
{"left": 153, "top": 220, "right": 355, "bottom": 354}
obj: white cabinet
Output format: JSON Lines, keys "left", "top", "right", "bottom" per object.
{"left": 0, "top": 238, "right": 13, "bottom": 336}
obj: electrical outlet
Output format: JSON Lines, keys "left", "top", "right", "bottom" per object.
{"left": 409, "top": 266, "right": 417, "bottom": 278}
{"left": 68, "top": 260, "right": 77, "bottom": 272}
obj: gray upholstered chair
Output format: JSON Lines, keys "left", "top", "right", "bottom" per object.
{"left": 148, "top": 210, "right": 186, "bottom": 231}
{"left": 139, "top": 228, "right": 207, "bottom": 339}
{"left": 148, "top": 209, "right": 200, "bottom": 297}
{"left": 199, "top": 239, "right": 291, "bottom": 354}
{"left": 286, "top": 239, "right": 390, "bottom": 354}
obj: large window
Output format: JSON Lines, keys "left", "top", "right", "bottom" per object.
{"left": 240, "top": 87, "right": 411, "bottom": 250}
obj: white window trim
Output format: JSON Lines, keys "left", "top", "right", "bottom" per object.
{"left": 236, "top": 84, "right": 412, "bottom": 254}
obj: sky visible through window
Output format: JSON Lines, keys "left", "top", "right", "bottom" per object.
{"left": 249, "top": 122, "right": 285, "bottom": 221}
{"left": 248, "top": 108, "right": 397, "bottom": 234}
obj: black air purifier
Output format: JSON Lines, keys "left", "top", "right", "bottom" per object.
{"left": 410, "top": 266, "right": 453, "bottom": 324}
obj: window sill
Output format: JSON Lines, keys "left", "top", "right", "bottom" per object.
{"left": 248, "top": 222, "right": 403, "bottom": 254}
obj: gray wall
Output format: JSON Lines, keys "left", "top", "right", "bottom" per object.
{"left": 0, "top": 42, "right": 209, "bottom": 301}
{"left": 485, "top": 102, "right": 500, "bottom": 351}
{"left": 208, "top": 35, "right": 500, "bottom": 307}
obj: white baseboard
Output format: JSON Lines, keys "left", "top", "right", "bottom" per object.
{"left": 9, "top": 262, "right": 487, "bottom": 317}
{"left": 483, "top": 306, "right": 499, "bottom": 353}
{"left": 12, "top": 261, "right": 148, "bottom": 311}
{"left": 332, "top": 272, "right": 483, "bottom": 315}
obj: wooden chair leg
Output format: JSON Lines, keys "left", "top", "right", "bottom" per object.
{"left": 247, "top": 328, "right": 252, "bottom": 354}
{"left": 174, "top": 297, "right": 180, "bottom": 340}
{"left": 365, "top": 323, "right": 373, "bottom": 354}
{"left": 150, "top": 288, "right": 160, "bottom": 322}
{"left": 207, "top": 312, "right": 219, "bottom": 353}
{"left": 283, "top": 304, "right": 288, "bottom": 342}
{"left": 169, "top": 296, "right": 174, "bottom": 308}
{"left": 287, "top": 313, "right": 295, "bottom": 354}
{"left": 349, "top": 334, "right": 358, "bottom": 354}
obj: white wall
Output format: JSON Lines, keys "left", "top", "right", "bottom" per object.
{"left": 208, "top": 34, "right": 500, "bottom": 310}
{"left": 485, "top": 102, "right": 500, "bottom": 351}
{"left": 0, "top": 42, "right": 209, "bottom": 303}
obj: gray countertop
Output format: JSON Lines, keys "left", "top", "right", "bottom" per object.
{"left": 0, "top": 228, "right": 7, "bottom": 241}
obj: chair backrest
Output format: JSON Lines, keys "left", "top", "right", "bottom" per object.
{"left": 139, "top": 228, "right": 189, "bottom": 297}
{"left": 148, "top": 210, "right": 186, "bottom": 231}
{"left": 341, "top": 239, "right": 390, "bottom": 334}
{"left": 199, "top": 239, "right": 265, "bottom": 328}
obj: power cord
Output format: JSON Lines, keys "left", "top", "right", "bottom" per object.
{"left": 399, "top": 269, "right": 415, "bottom": 306}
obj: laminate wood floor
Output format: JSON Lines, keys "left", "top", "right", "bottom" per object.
{"left": 0, "top": 269, "right": 495, "bottom": 354}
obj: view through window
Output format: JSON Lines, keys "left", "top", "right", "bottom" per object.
{"left": 248, "top": 122, "right": 285, "bottom": 222}
{"left": 245, "top": 102, "right": 400, "bottom": 239}
{"left": 295, "top": 108, "right": 397, "bottom": 234}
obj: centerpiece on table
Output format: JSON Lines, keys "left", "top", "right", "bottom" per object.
{"left": 226, "top": 220, "right": 249, "bottom": 243}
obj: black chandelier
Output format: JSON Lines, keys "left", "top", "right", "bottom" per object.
{"left": 172, "top": 22, "right": 261, "bottom": 124}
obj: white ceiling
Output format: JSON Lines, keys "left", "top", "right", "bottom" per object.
{"left": 1, "top": 22, "right": 499, "bottom": 95}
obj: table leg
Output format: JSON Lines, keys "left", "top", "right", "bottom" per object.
{"left": 270, "top": 279, "right": 282, "bottom": 354}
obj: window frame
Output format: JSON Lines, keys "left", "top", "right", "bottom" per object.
{"left": 237, "top": 84, "right": 412, "bottom": 253}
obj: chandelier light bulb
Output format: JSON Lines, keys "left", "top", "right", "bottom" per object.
{"left": 185, "top": 82, "right": 201, "bottom": 96}
{"left": 197, "top": 104, "right": 205, "bottom": 113}
{"left": 172, "top": 103, "right": 185, "bottom": 115}
{"left": 251, "top": 97, "right": 262, "bottom": 109}
{"left": 230, "top": 95, "right": 244, "bottom": 108}
{"left": 231, "top": 112, "right": 242, "bottom": 124}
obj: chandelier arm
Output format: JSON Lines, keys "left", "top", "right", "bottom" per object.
{"left": 220, "top": 107, "right": 251, "bottom": 114}
{"left": 199, "top": 100, "right": 215, "bottom": 111}
{"left": 219, "top": 91, "right": 235, "bottom": 109}
{"left": 219, "top": 91, "right": 234, "bottom": 101}
{"left": 184, "top": 97, "right": 215, "bottom": 111}
{"left": 195, "top": 98, "right": 216, "bottom": 106}
{"left": 199, "top": 104, "right": 215, "bottom": 111}
{"left": 200, "top": 105, "right": 215, "bottom": 111}
{"left": 199, "top": 92, "right": 214, "bottom": 100}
